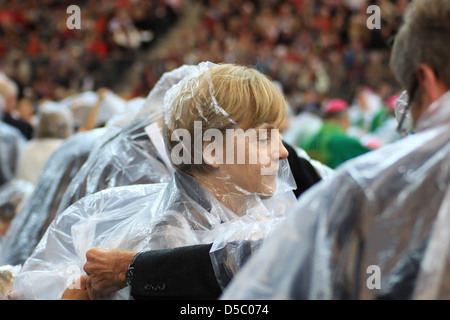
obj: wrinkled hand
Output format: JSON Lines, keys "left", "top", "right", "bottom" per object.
{"left": 83, "top": 248, "right": 137, "bottom": 299}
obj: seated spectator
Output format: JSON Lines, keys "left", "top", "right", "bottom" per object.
{"left": 301, "top": 98, "right": 372, "bottom": 169}
{"left": 15, "top": 104, "right": 73, "bottom": 184}
{"left": 0, "top": 121, "right": 25, "bottom": 187}
{"left": 10, "top": 62, "right": 298, "bottom": 300}
{"left": 0, "top": 73, "right": 33, "bottom": 140}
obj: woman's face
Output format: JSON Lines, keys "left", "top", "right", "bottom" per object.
{"left": 213, "top": 122, "right": 289, "bottom": 197}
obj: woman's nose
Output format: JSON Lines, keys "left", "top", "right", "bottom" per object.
{"left": 272, "top": 137, "right": 289, "bottom": 160}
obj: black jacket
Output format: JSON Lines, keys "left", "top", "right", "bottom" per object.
{"left": 283, "top": 142, "right": 322, "bottom": 198}
{"left": 130, "top": 243, "right": 220, "bottom": 299}
{"left": 2, "top": 113, "right": 34, "bottom": 140}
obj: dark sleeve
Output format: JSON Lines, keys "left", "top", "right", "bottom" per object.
{"left": 283, "top": 141, "right": 322, "bottom": 198}
{"left": 130, "top": 244, "right": 222, "bottom": 300}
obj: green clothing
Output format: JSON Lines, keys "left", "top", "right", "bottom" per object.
{"left": 301, "top": 122, "right": 371, "bottom": 169}
{"left": 370, "top": 106, "right": 394, "bottom": 133}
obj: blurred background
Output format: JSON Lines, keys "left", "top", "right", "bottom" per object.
{"left": 0, "top": 0, "right": 406, "bottom": 108}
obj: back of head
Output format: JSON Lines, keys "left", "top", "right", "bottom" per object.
{"left": 390, "top": 0, "right": 450, "bottom": 93}
{"left": 35, "top": 105, "right": 74, "bottom": 139}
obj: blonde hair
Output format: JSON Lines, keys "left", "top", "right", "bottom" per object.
{"left": 164, "top": 63, "right": 287, "bottom": 175}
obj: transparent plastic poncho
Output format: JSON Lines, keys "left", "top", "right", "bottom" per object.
{"left": 1, "top": 65, "right": 194, "bottom": 268}
{"left": 0, "top": 121, "right": 25, "bottom": 186}
{"left": 413, "top": 183, "right": 450, "bottom": 299}
{"left": 10, "top": 62, "right": 297, "bottom": 299}
{"left": 0, "top": 179, "right": 34, "bottom": 225}
{"left": 61, "top": 90, "right": 127, "bottom": 128}
{"left": 0, "top": 128, "right": 107, "bottom": 266}
{"left": 0, "top": 179, "right": 34, "bottom": 298}
{"left": 55, "top": 65, "right": 197, "bottom": 215}
{"left": 222, "top": 90, "right": 450, "bottom": 300}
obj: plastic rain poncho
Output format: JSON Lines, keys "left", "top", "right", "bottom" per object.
{"left": 0, "top": 179, "right": 34, "bottom": 228}
{"left": 0, "top": 121, "right": 25, "bottom": 186}
{"left": 413, "top": 183, "right": 450, "bottom": 299}
{"left": 10, "top": 62, "right": 297, "bottom": 299}
{"left": 222, "top": 90, "right": 450, "bottom": 300}
{"left": 55, "top": 65, "right": 197, "bottom": 216}
{"left": 0, "top": 179, "right": 34, "bottom": 298}
{"left": 0, "top": 128, "right": 107, "bottom": 266}
{"left": 61, "top": 90, "right": 127, "bottom": 129}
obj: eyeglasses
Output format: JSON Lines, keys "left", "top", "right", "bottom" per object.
{"left": 396, "top": 78, "right": 418, "bottom": 137}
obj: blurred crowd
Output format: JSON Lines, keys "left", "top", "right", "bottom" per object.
{"left": 0, "top": 0, "right": 182, "bottom": 102}
{"left": 0, "top": 0, "right": 407, "bottom": 147}
{"left": 128, "top": 0, "right": 407, "bottom": 111}
{"left": 196, "top": 0, "right": 405, "bottom": 109}
{"left": 1, "top": 0, "right": 406, "bottom": 101}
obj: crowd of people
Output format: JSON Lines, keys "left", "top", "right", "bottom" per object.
{"left": 1, "top": 0, "right": 405, "bottom": 103}
{"left": 0, "top": 0, "right": 449, "bottom": 303}
{"left": 125, "top": 0, "right": 407, "bottom": 113}
{"left": 0, "top": 0, "right": 182, "bottom": 102}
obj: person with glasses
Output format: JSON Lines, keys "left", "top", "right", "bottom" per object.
{"left": 222, "top": 0, "right": 450, "bottom": 300}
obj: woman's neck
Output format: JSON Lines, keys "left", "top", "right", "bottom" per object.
{"left": 193, "top": 172, "right": 253, "bottom": 217}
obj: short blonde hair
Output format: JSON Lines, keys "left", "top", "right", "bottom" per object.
{"left": 164, "top": 63, "right": 287, "bottom": 175}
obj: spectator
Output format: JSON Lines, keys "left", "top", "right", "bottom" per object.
{"left": 301, "top": 98, "right": 371, "bottom": 168}
{"left": 10, "top": 63, "right": 296, "bottom": 300}
{"left": 0, "top": 121, "right": 25, "bottom": 187}
{"left": 0, "top": 73, "right": 33, "bottom": 140}
{"left": 15, "top": 103, "right": 73, "bottom": 184}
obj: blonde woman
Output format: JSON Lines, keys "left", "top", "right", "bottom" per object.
{"left": 11, "top": 62, "right": 297, "bottom": 300}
